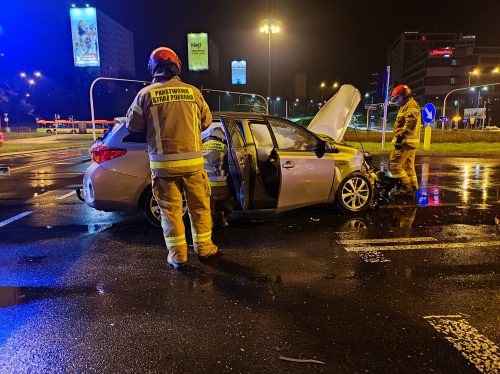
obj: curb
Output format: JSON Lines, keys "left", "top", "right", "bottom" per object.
{"left": 369, "top": 151, "right": 499, "bottom": 158}
{"left": 0, "top": 145, "right": 90, "bottom": 158}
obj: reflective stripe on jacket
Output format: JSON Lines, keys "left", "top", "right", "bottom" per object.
{"left": 392, "top": 97, "right": 421, "bottom": 149}
{"left": 126, "top": 76, "right": 212, "bottom": 176}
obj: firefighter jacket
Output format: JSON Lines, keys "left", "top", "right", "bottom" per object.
{"left": 202, "top": 136, "right": 228, "bottom": 188}
{"left": 126, "top": 76, "right": 212, "bottom": 176}
{"left": 392, "top": 97, "right": 421, "bottom": 149}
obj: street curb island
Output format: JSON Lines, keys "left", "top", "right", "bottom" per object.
{"left": 0, "top": 145, "right": 90, "bottom": 158}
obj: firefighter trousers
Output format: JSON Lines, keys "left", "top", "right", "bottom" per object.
{"left": 152, "top": 170, "right": 216, "bottom": 264}
{"left": 389, "top": 144, "right": 418, "bottom": 190}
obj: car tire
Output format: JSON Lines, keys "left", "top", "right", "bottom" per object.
{"left": 335, "top": 172, "right": 373, "bottom": 213}
{"left": 141, "top": 187, "right": 188, "bottom": 228}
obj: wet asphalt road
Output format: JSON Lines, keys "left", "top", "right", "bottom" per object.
{"left": 0, "top": 150, "right": 499, "bottom": 373}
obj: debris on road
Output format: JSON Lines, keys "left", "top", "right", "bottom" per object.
{"left": 279, "top": 356, "right": 326, "bottom": 365}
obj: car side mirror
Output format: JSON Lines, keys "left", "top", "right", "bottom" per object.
{"left": 324, "top": 142, "right": 339, "bottom": 154}
{"left": 315, "top": 142, "right": 326, "bottom": 158}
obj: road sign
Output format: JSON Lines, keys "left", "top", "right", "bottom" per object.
{"left": 439, "top": 116, "right": 449, "bottom": 122}
{"left": 422, "top": 103, "right": 436, "bottom": 123}
{"left": 364, "top": 104, "right": 377, "bottom": 110}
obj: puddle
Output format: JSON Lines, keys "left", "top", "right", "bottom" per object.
{"left": 0, "top": 285, "right": 98, "bottom": 308}
{"left": 0, "top": 287, "right": 25, "bottom": 307}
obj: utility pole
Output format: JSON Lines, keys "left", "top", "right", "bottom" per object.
{"left": 381, "top": 66, "right": 390, "bottom": 149}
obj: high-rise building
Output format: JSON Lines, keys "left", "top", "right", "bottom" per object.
{"left": 387, "top": 32, "right": 475, "bottom": 87}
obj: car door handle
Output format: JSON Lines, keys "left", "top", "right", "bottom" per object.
{"left": 282, "top": 161, "right": 295, "bottom": 169}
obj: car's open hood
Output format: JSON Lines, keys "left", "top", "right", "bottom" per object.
{"left": 307, "top": 84, "right": 361, "bottom": 142}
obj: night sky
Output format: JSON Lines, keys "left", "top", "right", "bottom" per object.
{"left": 1, "top": 0, "right": 499, "bottom": 101}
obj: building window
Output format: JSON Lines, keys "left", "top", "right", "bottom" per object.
{"left": 451, "top": 59, "right": 461, "bottom": 66}
{"left": 450, "top": 77, "right": 456, "bottom": 85}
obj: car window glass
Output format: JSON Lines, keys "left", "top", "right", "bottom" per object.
{"left": 268, "top": 118, "right": 319, "bottom": 151}
{"left": 229, "top": 120, "right": 245, "bottom": 147}
{"left": 249, "top": 122, "right": 276, "bottom": 167}
{"left": 249, "top": 122, "right": 274, "bottom": 148}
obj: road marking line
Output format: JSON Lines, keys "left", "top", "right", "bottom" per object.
{"left": 423, "top": 315, "right": 463, "bottom": 319}
{"left": 425, "top": 316, "right": 500, "bottom": 373}
{"left": 357, "top": 250, "right": 391, "bottom": 263}
{"left": 339, "top": 237, "right": 437, "bottom": 245}
{"left": 56, "top": 190, "right": 77, "bottom": 200}
{"left": 0, "top": 211, "right": 33, "bottom": 228}
{"left": 345, "top": 241, "right": 500, "bottom": 252}
{"left": 10, "top": 155, "right": 90, "bottom": 172}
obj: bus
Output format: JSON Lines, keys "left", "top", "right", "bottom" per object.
{"left": 36, "top": 120, "right": 115, "bottom": 135}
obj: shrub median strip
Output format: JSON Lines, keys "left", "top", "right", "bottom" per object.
{"left": 345, "top": 141, "right": 499, "bottom": 154}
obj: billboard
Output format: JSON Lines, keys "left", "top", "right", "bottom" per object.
{"left": 70, "top": 7, "right": 100, "bottom": 67}
{"left": 231, "top": 60, "right": 247, "bottom": 85}
{"left": 187, "top": 33, "right": 209, "bottom": 71}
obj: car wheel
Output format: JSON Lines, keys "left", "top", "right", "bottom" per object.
{"left": 46, "top": 130, "right": 52, "bottom": 134}
{"left": 335, "top": 172, "right": 373, "bottom": 213}
{"left": 142, "top": 187, "right": 188, "bottom": 228}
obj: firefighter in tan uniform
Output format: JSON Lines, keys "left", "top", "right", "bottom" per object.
{"left": 126, "top": 47, "right": 217, "bottom": 269}
{"left": 389, "top": 84, "right": 421, "bottom": 197}
{"left": 202, "top": 126, "right": 233, "bottom": 227}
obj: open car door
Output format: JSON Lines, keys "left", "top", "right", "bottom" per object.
{"left": 266, "top": 118, "right": 336, "bottom": 212}
{"left": 220, "top": 115, "right": 252, "bottom": 210}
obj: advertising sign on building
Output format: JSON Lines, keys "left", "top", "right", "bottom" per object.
{"left": 70, "top": 7, "right": 100, "bottom": 67}
{"left": 428, "top": 49, "right": 453, "bottom": 57}
{"left": 464, "top": 108, "right": 486, "bottom": 119}
{"left": 231, "top": 60, "right": 247, "bottom": 85}
{"left": 187, "top": 33, "right": 209, "bottom": 71}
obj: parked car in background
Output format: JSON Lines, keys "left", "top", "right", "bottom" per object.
{"left": 78, "top": 84, "right": 377, "bottom": 226}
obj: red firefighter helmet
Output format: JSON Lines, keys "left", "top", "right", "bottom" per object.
{"left": 391, "top": 84, "right": 411, "bottom": 100}
{"left": 148, "top": 47, "right": 181, "bottom": 76}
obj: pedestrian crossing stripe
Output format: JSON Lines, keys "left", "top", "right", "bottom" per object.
{"left": 424, "top": 315, "right": 500, "bottom": 373}
{"left": 150, "top": 87, "right": 195, "bottom": 105}
{"left": 345, "top": 241, "right": 500, "bottom": 252}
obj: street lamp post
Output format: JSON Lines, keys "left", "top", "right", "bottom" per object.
{"left": 260, "top": 19, "right": 281, "bottom": 101}
{"left": 468, "top": 68, "right": 480, "bottom": 86}
{"left": 320, "top": 82, "right": 326, "bottom": 102}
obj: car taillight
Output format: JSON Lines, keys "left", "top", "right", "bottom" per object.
{"left": 92, "top": 145, "right": 127, "bottom": 164}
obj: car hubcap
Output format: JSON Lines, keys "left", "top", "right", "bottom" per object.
{"left": 342, "top": 177, "right": 370, "bottom": 210}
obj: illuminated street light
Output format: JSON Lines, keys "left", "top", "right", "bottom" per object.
{"left": 468, "top": 68, "right": 480, "bottom": 86}
{"left": 34, "top": 71, "right": 42, "bottom": 77}
{"left": 320, "top": 82, "right": 326, "bottom": 88}
{"left": 28, "top": 79, "right": 35, "bottom": 85}
{"left": 295, "top": 98, "right": 299, "bottom": 102}
{"left": 276, "top": 97, "right": 281, "bottom": 101}
{"left": 333, "top": 82, "right": 339, "bottom": 89}
{"left": 482, "top": 86, "right": 488, "bottom": 91}
{"left": 365, "top": 93, "right": 370, "bottom": 98}
{"left": 71, "top": 3, "right": 76, "bottom": 7}
{"left": 20, "top": 72, "right": 26, "bottom": 78}
{"left": 25, "top": 93, "right": 30, "bottom": 97}
{"left": 260, "top": 18, "right": 281, "bottom": 100}
{"left": 492, "top": 67, "right": 499, "bottom": 74}
{"left": 85, "top": 3, "right": 90, "bottom": 7}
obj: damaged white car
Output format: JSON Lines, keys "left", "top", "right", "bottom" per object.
{"left": 78, "top": 84, "right": 377, "bottom": 226}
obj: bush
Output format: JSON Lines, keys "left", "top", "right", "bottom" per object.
{"left": 343, "top": 129, "right": 500, "bottom": 143}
